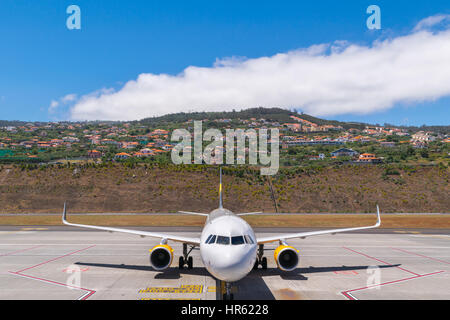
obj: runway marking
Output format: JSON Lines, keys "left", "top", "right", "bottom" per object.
{"left": 138, "top": 285, "right": 203, "bottom": 294}
{"left": 411, "top": 234, "right": 450, "bottom": 240}
{"left": 0, "top": 245, "right": 43, "bottom": 257}
{"left": 342, "top": 247, "right": 420, "bottom": 276}
{"left": 341, "top": 270, "right": 445, "bottom": 300}
{"left": 62, "top": 266, "right": 90, "bottom": 273}
{"left": 8, "top": 245, "right": 96, "bottom": 300}
{"left": 334, "top": 270, "right": 358, "bottom": 275}
{"left": 341, "top": 246, "right": 446, "bottom": 300}
{"left": 16, "top": 245, "right": 96, "bottom": 273}
{"left": 390, "top": 247, "right": 450, "bottom": 266}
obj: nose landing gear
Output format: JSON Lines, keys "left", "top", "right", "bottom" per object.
{"left": 253, "top": 244, "right": 267, "bottom": 270}
{"left": 178, "top": 243, "right": 194, "bottom": 269}
{"left": 223, "top": 282, "right": 234, "bottom": 300}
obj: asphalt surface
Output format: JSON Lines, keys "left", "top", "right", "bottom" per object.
{"left": 0, "top": 228, "right": 449, "bottom": 300}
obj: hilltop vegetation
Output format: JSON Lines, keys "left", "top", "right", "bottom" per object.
{"left": 137, "top": 107, "right": 301, "bottom": 125}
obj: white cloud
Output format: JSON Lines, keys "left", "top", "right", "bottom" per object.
{"left": 413, "top": 14, "right": 450, "bottom": 31}
{"left": 48, "top": 94, "right": 77, "bottom": 114}
{"left": 69, "top": 14, "right": 450, "bottom": 121}
{"left": 61, "top": 93, "right": 77, "bottom": 103}
{"left": 48, "top": 100, "right": 59, "bottom": 113}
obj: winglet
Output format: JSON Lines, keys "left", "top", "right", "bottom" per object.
{"left": 375, "top": 204, "right": 381, "bottom": 227}
{"left": 219, "top": 167, "right": 223, "bottom": 208}
{"left": 62, "top": 201, "right": 68, "bottom": 224}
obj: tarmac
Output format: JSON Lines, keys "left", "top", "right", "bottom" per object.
{"left": 0, "top": 226, "right": 449, "bottom": 300}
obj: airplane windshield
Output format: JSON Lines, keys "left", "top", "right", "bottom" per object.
{"left": 216, "top": 236, "right": 230, "bottom": 245}
{"left": 244, "top": 235, "right": 254, "bottom": 244}
{"left": 231, "top": 236, "right": 245, "bottom": 245}
{"left": 205, "top": 234, "right": 213, "bottom": 243}
{"left": 207, "top": 235, "right": 216, "bottom": 244}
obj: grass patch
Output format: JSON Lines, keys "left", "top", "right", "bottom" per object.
{"left": 0, "top": 214, "right": 449, "bottom": 229}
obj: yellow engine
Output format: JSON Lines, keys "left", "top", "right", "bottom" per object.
{"left": 149, "top": 244, "right": 174, "bottom": 271}
{"left": 274, "top": 245, "right": 299, "bottom": 271}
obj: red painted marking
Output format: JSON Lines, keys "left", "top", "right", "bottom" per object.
{"left": 9, "top": 271, "right": 96, "bottom": 300}
{"left": 334, "top": 270, "right": 358, "bottom": 275}
{"left": 391, "top": 247, "right": 450, "bottom": 266}
{"left": 342, "top": 246, "right": 420, "bottom": 276}
{"left": 9, "top": 245, "right": 96, "bottom": 300}
{"left": 16, "top": 245, "right": 96, "bottom": 273}
{"left": 341, "top": 270, "right": 445, "bottom": 300}
{"left": 0, "top": 245, "right": 43, "bottom": 257}
{"left": 341, "top": 291, "right": 356, "bottom": 300}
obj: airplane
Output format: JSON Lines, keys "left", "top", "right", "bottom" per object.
{"left": 62, "top": 167, "right": 381, "bottom": 300}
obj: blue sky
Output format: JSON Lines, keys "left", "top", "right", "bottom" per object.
{"left": 0, "top": 0, "right": 449, "bottom": 125}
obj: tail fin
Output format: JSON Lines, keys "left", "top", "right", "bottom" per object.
{"left": 219, "top": 167, "right": 223, "bottom": 208}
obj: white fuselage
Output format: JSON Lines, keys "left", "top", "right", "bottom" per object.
{"left": 199, "top": 208, "right": 257, "bottom": 282}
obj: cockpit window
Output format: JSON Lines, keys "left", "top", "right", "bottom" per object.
{"left": 207, "top": 235, "right": 216, "bottom": 244}
{"left": 244, "top": 235, "right": 254, "bottom": 244}
{"left": 216, "top": 236, "right": 230, "bottom": 245}
{"left": 231, "top": 236, "right": 245, "bottom": 245}
{"left": 205, "top": 234, "right": 213, "bottom": 244}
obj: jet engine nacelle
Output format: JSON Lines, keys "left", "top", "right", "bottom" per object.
{"left": 149, "top": 244, "right": 174, "bottom": 270}
{"left": 274, "top": 245, "right": 299, "bottom": 271}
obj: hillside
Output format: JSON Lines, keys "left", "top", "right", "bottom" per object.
{"left": 0, "top": 164, "right": 448, "bottom": 213}
{"left": 135, "top": 107, "right": 448, "bottom": 132}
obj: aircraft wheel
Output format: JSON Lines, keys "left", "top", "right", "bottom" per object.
{"left": 253, "top": 260, "right": 259, "bottom": 270}
{"left": 179, "top": 256, "right": 184, "bottom": 269}
{"left": 261, "top": 257, "right": 267, "bottom": 270}
{"left": 187, "top": 256, "right": 193, "bottom": 269}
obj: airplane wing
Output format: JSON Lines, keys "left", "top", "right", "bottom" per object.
{"left": 178, "top": 211, "right": 209, "bottom": 216}
{"left": 256, "top": 206, "right": 381, "bottom": 244}
{"left": 236, "top": 212, "right": 263, "bottom": 216}
{"left": 62, "top": 203, "right": 200, "bottom": 245}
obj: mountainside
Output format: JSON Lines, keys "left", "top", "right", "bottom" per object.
{"left": 0, "top": 108, "right": 448, "bottom": 133}
{"left": 0, "top": 164, "right": 448, "bottom": 213}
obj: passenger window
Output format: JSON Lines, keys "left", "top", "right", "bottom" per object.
{"left": 231, "top": 236, "right": 245, "bottom": 245}
{"left": 216, "top": 236, "right": 230, "bottom": 245}
{"left": 244, "top": 235, "right": 254, "bottom": 244}
{"left": 208, "top": 235, "right": 216, "bottom": 244}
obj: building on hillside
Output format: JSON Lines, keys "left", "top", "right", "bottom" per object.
{"left": 140, "top": 148, "right": 155, "bottom": 155}
{"left": 115, "top": 152, "right": 131, "bottom": 160}
{"left": 357, "top": 153, "right": 382, "bottom": 163}
{"left": 88, "top": 150, "right": 102, "bottom": 158}
{"left": 331, "top": 148, "right": 358, "bottom": 157}
{"left": 411, "top": 131, "right": 436, "bottom": 143}
{"left": 283, "top": 123, "right": 302, "bottom": 132}
{"left": 307, "top": 153, "right": 325, "bottom": 160}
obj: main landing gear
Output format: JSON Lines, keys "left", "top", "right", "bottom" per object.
{"left": 178, "top": 243, "right": 194, "bottom": 269}
{"left": 253, "top": 244, "right": 267, "bottom": 270}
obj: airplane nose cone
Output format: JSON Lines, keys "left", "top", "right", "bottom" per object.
{"left": 204, "top": 247, "right": 256, "bottom": 282}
